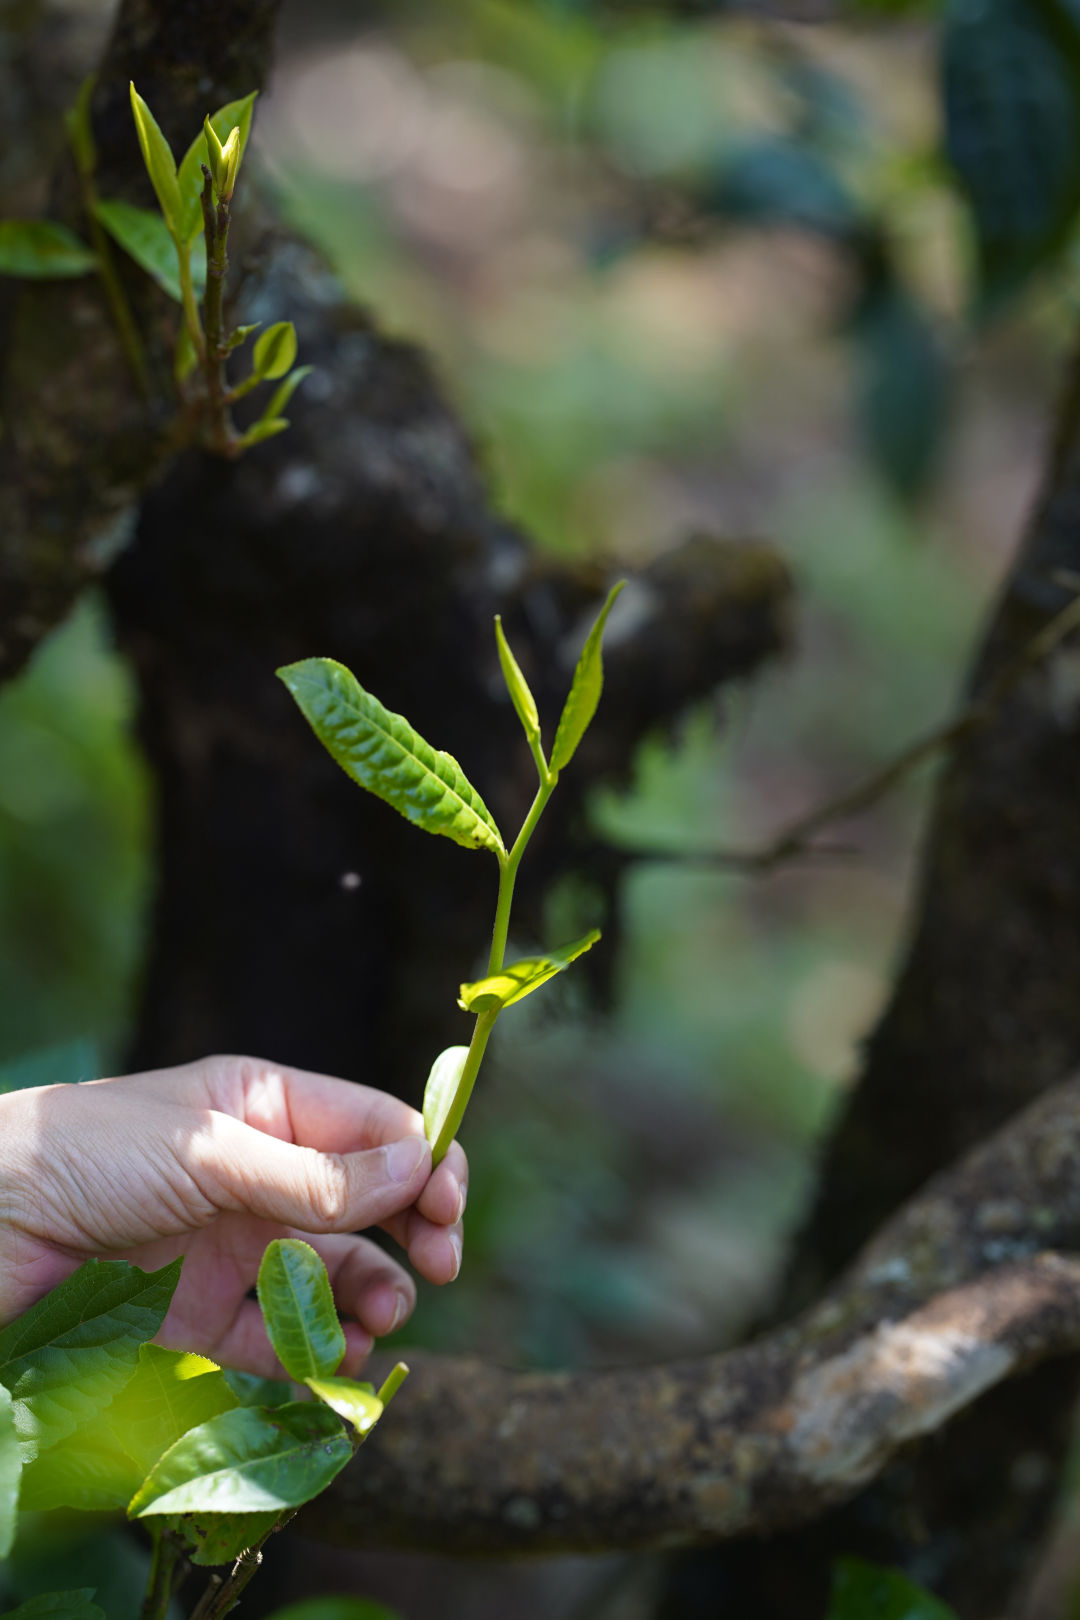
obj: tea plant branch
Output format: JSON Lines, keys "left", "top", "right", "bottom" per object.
{"left": 606, "top": 582, "right": 1080, "bottom": 876}
{"left": 140, "top": 1523, "right": 185, "bottom": 1620}
{"left": 318, "top": 1072, "right": 1080, "bottom": 1554}
{"left": 199, "top": 169, "right": 234, "bottom": 455}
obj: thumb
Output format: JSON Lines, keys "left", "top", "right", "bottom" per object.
{"left": 190, "top": 1113, "right": 431, "bottom": 1232}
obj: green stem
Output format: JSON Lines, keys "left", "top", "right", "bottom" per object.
{"left": 188, "top": 1514, "right": 292, "bottom": 1620}
{"left": 432, "top": 1007, "right": 497, "bottom": 1166}
{"left": 376, "top": 1361, "right": 410, "bottom": 1406}
{"left": 140, "top": 1524, "right": 182, "bottom": 1620}
{"left": 174, "top": 234, "right": 206, "bottom": 368}
{"left": 84, "top": 194, "right": 150, "bottom": 399}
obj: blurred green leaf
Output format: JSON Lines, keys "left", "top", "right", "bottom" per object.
{"left": 0, "top": 1385, "right": 19, "bottom": 1558}
{"left": 241, "top": 417, "right": 290, "bottom": 447}
{"left": 550, "top": 583, "right": 623, "bottom": 773}
{"left": 423, "top": 1045, "right": 470, "bottom": 1150}
{"left": 707, "top": 137, "right": 861, "bottom": 239}
{"left": 0, "top": 1258, "right": 181, "bottom": 1460}
{"left": 129, "top": 84, "right": 182, "bottom": 235}
{"left": 305, "top": 1376, "right": 382, "bottom": 1436}
{"left": 0, "top": 1593, "right": 104, "bottom": 1620}
{"left": 253, "top": 321, "right": 298, "bottom": 380}
{"left": 266, "top": 1603, "right": 404, "bottom": 1620}
{"left": 257, "top": 1240, "right": 346, "bottom": 1383}
{"left": 94, "top": 200, "right": 205, "bottom": 303}
{"left": 0, "top": 1039, "right": 99, "bottom": 1094}
{"left": 943, "top": 0, "right": 1080, "bottom": 304}
{"left": 828, "top": 1557, "right": 958, "bottom": 1619}
{"left": 277, "top": 659, "right": 505, "bottom": 855}
{"left": 0, "top": 223, "right": 96, "bottom": 279}
{"left": 261, "top": 366, "right": 313, "bottom": 424}
{"left": 854, "top": 285, "right": 950, "bottom": 501}
{"left": 64, "top": 75, "right": 97, "bottom": 177}
{"left": 459, "top": 929, "right": 601, "bottom": 1013}
{"left": 130, "top": 1402, "right": 350, "bottom": 1517}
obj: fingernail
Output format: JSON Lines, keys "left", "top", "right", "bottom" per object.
{"left": 385, "top": 1136, "right": 428, "bottom": 1184}
{"left": 448, "top": 1227, "right": 463, "bottom": 1280}
{"left": 455, "top": 1183, "right": 468, "bottom": 1224}
{"left": 390, "top": 1289, "right": 411, "bottom": 1333}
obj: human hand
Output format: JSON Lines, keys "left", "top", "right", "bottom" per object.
{"left": 0, "top": 1054, "right": 466, "bottom": 1376}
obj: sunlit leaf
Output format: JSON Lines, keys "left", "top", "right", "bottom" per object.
{"left": 257, "top": 1240, "right": 345, "bottom": 1384}
{"left": 252, "top": 321, "right": 298, "bottom": 380}
{"left": 305, "top": 1377, "right": 382, "bottom": 1436}
{"left": 277, "top": 660, "right": 505, "bottom": 856}
{"left": 18, "top": 1430, "right": 138, "bottom": 1514}
{"left": 0, "top": 1592, "right": 104, "bottom": 1620}
{"left": 459, "top": 929, "right": 600, "bottom": 1014}
{"left": 828, "top": 1558, "right": 958, "bottom": 1620}
{"left": 176, "top": 92, "right": 257, "bottom": 240}
{"left": 0, "top": 1384, "right": 19, "bottom": 1558}
{"left": 422, "top": 1046, "right": 469, "bottom": 1150}
{"left": 0, "top": 222, "right": 96, "bottom": 279}
{"left": 550, "top": 583, "right": 624, "bottom": 774}
{"left": 495, "top": 617, "right": 541, "bottom": 749}
{"left": 0, "top": 1258, "right": 181, "bottom": 1460}
{"left": 130, "top": 1402, "right": 351, "bottom": 1517}
{"left": 104, "top": 1344, "right": 237, "bottom": 1477}
{"left": 129, "top": 84, "right": 182, "bottom": 235}
{"left": 94, "top": 201, "right": 205, "bottom": 303}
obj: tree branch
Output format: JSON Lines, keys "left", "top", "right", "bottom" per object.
{"left": 314, "top": 1075, "right": 1080, "bottom": 1553}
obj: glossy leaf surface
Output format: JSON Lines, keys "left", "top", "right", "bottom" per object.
{"left": 257, "top": 1240, "right": 346, "bottom": 1383}
{"left": 129, "top": 84, "right": 182, "bottom": 233}
{"left": 253, "top": 321, "right": 298, "bottom": 380}
{"left": 827, "top": 1558, "right": 958, "bottom": 1620}
{"left": 0, "top": 1593, "right": 104, "bottom": 1620}
{"left": 130, "top": 1401, "right": 350, "bottom": 1517}
{"left": 0, "top": 1258, "right": 181, "bottom": 1459}
{"left": 550, "top": 583, "right": 623, "bottom": 773}
{"left": 459, "top": 929, "right": 600, "bottom": 1014}
{"left": 277, "top": 660, "right": 505, "bottom": 856}
{"left": 94, "top": 201, "right": 205, "bottom": 302}
{"left": 0, "top": 222, "right": 96, "bottom": 279}
{"left": 0, "top": 1384, "right": 19, "bottom": 1558}
{"left": 306, "top": 1377, "right": 382, "bottom": 1436}
{"left": 176, "top": 92, "right": 257, "bottom": 239}
{"left": 495, "top": 618, "right": 540, "bottom": 747}
{"left": 422, "top": 1046, "right": 469, "bottom": 1149}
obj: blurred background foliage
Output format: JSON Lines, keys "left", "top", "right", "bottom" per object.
{"left": 3, "top": 0, "right": 1080, "bottom": 1434}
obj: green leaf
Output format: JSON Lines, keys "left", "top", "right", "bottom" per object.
{"left": 102, "top": 1344, "right": 237, "bottom": 1477}
{"left": 166, "top": 1507, "right": 280, "bottom": 1566}
{"left": 495, "top": 617, "right": 541, "bottom": 748}
{"left": 277, "top": 660, "right": 505, "bottom": 856}
{"left": 944, "top": 0, "right": 1080, "bottom": 304}
{"left": 18, "top": 1430, "right": 138, "bottom": 1514}
{"left": 266, "top": 1602, "right": 404, "bottom": 1620}
{"left": 707, "top": 137, "right": 859, "bottom": 239}
{"left": 129, "top": 84, "right": 183, "bottom": 234}
{"left": 0, "top": 1384, "right": 20, "bottom": 1558}
{"left": 0, "top": 1593, "right": 105, "bottom": 1620}
{"left": 227, "top": 322, "right": 260, "bottom": 352}
{"left": 222, "top": 1369, "right": 293, "bottom": 1408}
{"left": 0, "top": 1038, "right": 98, "bottom": 1094}
{"left": 827, "top": 1558, "right": 959, "bottom": 1620}
{"left": 550, "top": 583, "right": 624, "bottom": 774}
{"left": 0, "top": 1257, "right": 181, "bottom": 1460}
{"left": 176, "top": 92, "right": 257, "bottom": 240}
{"left": 261, "top": 365, "right": 313, "bottom": 422}
{"left": 422, "top": 1046, "right": 469, "bottom": 1150}
{"left": 240, "top": 417, "right": 289, "bottom": 448}
{"left": 64, "top": 74, "right": 97, "bottom": 177}
{"left": 257, "top": 1240, "right": 346, "bottom": 1384}
{"left": 854, "top": 284, "right": 949, "bottom": 503}
{"left": 253, "top": 321, "right": 298, "bottom": 380}
{"left": 0, "top": 222, "right": 96, "bottom": 279}
{"left": 129, "top": 1402, "right": 351, "bottom": 1517}
{"left": 305, "top": 1377, "right": 382, "bottom": 1436}
{"left": 458, "top": 929, "right": 601, "bottom": 1014}
{"left": 94, "top": 200, "right": 205, "bottom": 303}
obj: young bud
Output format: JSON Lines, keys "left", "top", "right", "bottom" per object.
{"left": 220, "top": 126, "right": 242, "bottom": 201}
{"left": 203, "top": 115, "right": 227, "bottom": 193}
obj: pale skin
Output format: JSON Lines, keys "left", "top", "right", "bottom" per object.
{"left": 0, "top": 1055, "right": 467, "bottom": 1377}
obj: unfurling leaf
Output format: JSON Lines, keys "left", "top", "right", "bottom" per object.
{"left": 305, "top": 1376, "right": 383, "bottom": 1435}
{"left": 277, "top": 660, "right": 505, "bottom": 856}
{"left": 94, "top": 200, "right": 206, "bottom": 303}
{"left": 129, "top": 1402, "right": 351, "bottom": 1517}
{"left": 495, "top": 617, "right": 541, "bottom": 750}
{"left": 550, "top": 583, "right": 624, "bottom": 774}
{"left": 0, "top": 1384, "right": 19, "bottom": 1558}
{"left": 129, "top": 84, "right": 183, "bottom": 234}
{"left": 176, "top": 92, "right": 258, "bottom": 240}
{"left": 458, "top": 929, "right": 601, "bottom": 1014}
{"left": 0, "top": 221, "right": 96, "bottom": 279}
{"left": 422, "top": 1046, "right": 470, "bottom": 1151}
{"left": 253, "top": 321, "right": 298, "bottom": 380}
{"left": 0, "top": 1258, "right": 181, "bottom": 1460}
{"left": 257, "top": 1239, "right": 346, "bottom": 1383}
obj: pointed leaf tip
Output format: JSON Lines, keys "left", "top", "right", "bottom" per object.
{"left": 550, "top": 582, "right": 625, "bottom": 774}
{"left": 495, "top": 616, "right": 541, "bottom": 748}
{"left": 459, "top": 929, "right": 601, "bottom": 1014}
{"left": 129, "top": 83, "right": 182, "bottom": 233}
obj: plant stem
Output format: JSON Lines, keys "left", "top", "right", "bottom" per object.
{"left": 140, "top": 1525, "right": 183, "bottom": 1620}
{"left": 432, "top": 1007, "right": 498, "bottom": 1166}
{"left": 487, "top": 777, "right": 555, "bottom": 976}
{"left": 188, "top": 1513, "right": 292, "bottom": 1620}
{"left": 175, "top": 234, "right": 206, "bottom": 369}
{"left": 376, "top": 1361, "right": 409, "bottom": 1405}
{"left": 82, "top": 189, "right": 150, "bottom": 399}
{"left": 199, "top": 169, "right": 236, "bottom": 456}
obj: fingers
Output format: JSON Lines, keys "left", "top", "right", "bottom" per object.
{"left": 192, "top": 1056, "right": 427, "bottom": 1154}
{"left": 186, "top": 1111, "right": 432, "bottom": 1234}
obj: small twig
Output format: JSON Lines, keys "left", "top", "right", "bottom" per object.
{"left": 199, "top": 166, "right": 237, "bottom": 456}
{"left": 139, "top": 1525, "right": 184, "bottom": 1620}
{"left": 610, "top": 587, "right": 1080, "bottom": 876}
{"left": 188, "top": 1511, "right": 295, "bottom": 1620}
